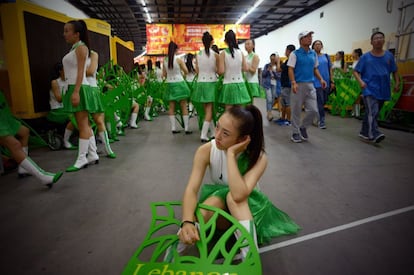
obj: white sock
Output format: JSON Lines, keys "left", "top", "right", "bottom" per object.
{"left": 87, "top": 135, "right": 99, "bottom": 163}
{"left": 183, "top": 115, "right": 189, "bottom": 131}
{"left": 63, "top": 128, "right": 73, "bottom": 147}
{"left": 234, "top": 220, "right": 258, "bottom": 260}
{"left": 209, "top": 121, "right": 216, "bottom": 138}
{"left": 99, "top": 131, "right": 114, "bottom": 155}
{"left": 200, "top": 121, "right": 210, "bottom": 140}
{"left": 129, "top": 112, "right": 138, "bottom": 127}
{"left": 169, "top": 115, "right": 176, "bottom": 131}
{"left": 18, "top": 147, "right": 29, "bottom": 174}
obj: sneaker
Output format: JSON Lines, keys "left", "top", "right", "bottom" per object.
{"left": 284, "top": 120, "right": 291, "bottom": 126}
{"left": 291, "top": 133, "right": 302, "bottom": 143}
{"left": 373, "top": 133, "right": 385, "bottom": 143}
{"left": 318, "top": 122, "right": 326, "bottom": 129}
{"left": 299, "top": 127, "right": 308, "bottom": 141}
{"left": 358, "top": 133, "right": 369, "bottom": 140}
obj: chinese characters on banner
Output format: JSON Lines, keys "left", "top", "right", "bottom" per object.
{"left": 146, "top": 24, "right": 173, "bottom": 55}
{"left": 146, "top": 24, "right": 250, "bottom": 55}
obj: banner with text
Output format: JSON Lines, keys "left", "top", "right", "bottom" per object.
{"left": 146, "top": 24, "right": 173, "bottom": 55}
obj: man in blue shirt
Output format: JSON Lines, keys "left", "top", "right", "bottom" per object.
{"left": 353, "top": 31, "right": 399, "bottom": 143}
{"left": 287, "top": 31, "right": 327, "bottom": 143}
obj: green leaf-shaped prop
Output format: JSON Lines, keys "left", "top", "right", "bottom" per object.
{"left": 122, "top": 201, "right": 262, "bottom": 275}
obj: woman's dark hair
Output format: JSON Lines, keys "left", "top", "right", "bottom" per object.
{"left": 167, "top": 41, "right": 178, "bottom": 69}
{"left": 185, "top": 53, "right": 196, "bottom": 74}
{"left": 202, "top": 31, "right": 213, "bottom": 56}
{"left": 211, "top": 45, "right": 219, "bottom": 54}
{"left": 246, "top": 39, "right": 255, "bottom": 52}
{"left": 227, "top": 105, "right": 264, "bottom": 171}
{"left": 311, "top": 40, "right": 323, "bottom": 49}
{"left": 337, "top": 50, "right": 345, "bottom": 69}
{"left": 353, "top": 48, "right": 363, "bottom": 58}
{"left": 224, "top": 30, "right": 239, "bottom": 58}
{"left": 50, "top": 62, "right": 63, "bottom": 84}
{"left": 147, "top": 59, "right": 153, "bottom": 71}
{"left": 155, "top": 61, "right": 161, "bottom": 69}
{"left": 67, "top": 20, "right": 90, "bottom": 50}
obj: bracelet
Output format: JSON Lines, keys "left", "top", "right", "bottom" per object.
{"left": 180, "top": 220, "right": 195, "bottom": 228}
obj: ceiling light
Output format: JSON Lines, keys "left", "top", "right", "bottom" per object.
{"left": 236, "top": 0, "right": 265, "bottom": 25}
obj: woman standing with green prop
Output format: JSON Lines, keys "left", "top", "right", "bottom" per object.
{"left": 193, "top": 31, "right": 219, "bottom": 142}
{"left": 62, "top": 20, "right": 100, "bottom": 171}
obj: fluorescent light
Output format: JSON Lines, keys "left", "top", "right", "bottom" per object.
{"left": 140, "top": 0, "right": 146, "bottom": 6}
{"left": 236, "top": 0, "right": 265, "bottom": 24}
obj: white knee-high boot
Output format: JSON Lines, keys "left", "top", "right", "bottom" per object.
{"left": 87, "top": 135, "right": 99, "bottom": 164}
{"left": 63, "top": 128, "right": 75, "bottom": 149}
{"left": 18, "top": 146, "right": 31, "bottom": 178}
{"left": 209, "top": 121, "right": 216, "bottom": 138}
{"left": 200, "top": 121, "right": 210, "bottom": 141}
{"left": 99, "top": 131, "right": 116, "bottom": 158}
{"left": 129, "top": 112, "right": 138, "bottom": 128}
{"left": 169, "top": 115, "right": 178, "bottom": 133}
{"left": 19, "top": 157, "right": 62, "bottom": 187}
{"left": 183, "top": 115, "right": 191, "bottom": 133}
{"left": 234, "top": 220, "right": 258, "bottom": 261}
{"left": 144, "top": 107, "right": 152, "bottom": 121}
{"left": 66, "top": 138, "right": 89, "bottom": 172}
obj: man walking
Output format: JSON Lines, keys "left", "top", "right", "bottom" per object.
{"left": 287, "top": 31, "right": 327, "bottom": 142}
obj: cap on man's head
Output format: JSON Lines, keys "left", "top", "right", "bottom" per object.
{"left": 298, "top": 31, "right": 314, "bottom": 40}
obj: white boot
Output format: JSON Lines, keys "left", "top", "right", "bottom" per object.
{"left": 209, "top": 122, "right": 216, "bottom": 139}
{"left": 170, "top": 115, "right": 179, "bottom": 133}
{"left": 18, "top": 147, "right": 31, "bottom": 178}
{"left": 87, "top": 135, "right": 99, "bottom": 164}
{"left": 19, "top": 158, "right": 62, "bottom": 187}
{"left": 200, "top": 121, "right": 210, "bottom": 142}
{"left": 183, "top": 115, "right": 191, "bottom": 134}
{"left": 63, "top": 128, "right": 76, "bottom": 149}
{"left": 144, "top": 107, "right": 152, "bottom": 121}
{"left": 66, "top": 138, "right": 89, "bottom": 172}
{"left": 99, "top": 131, "right": 116, "bottom": 158}
{"left": 234, "top": 220, "right": 258, "bottom": 261}
{"left": 129, "top": 112, "right": 138, "bottom": 128}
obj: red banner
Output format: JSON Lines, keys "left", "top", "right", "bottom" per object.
{"left": 145, "top": 24, "right": 250, "bottom": 55}
{"left": 146, "top": 24, "right": 173, "bottom": 55}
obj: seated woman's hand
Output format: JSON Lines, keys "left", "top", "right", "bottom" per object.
{"left": 228, "top": 135, "right": 251, "bottom": 156}
{"left": 178, "top": 223, "right": 200, "bottom": 245}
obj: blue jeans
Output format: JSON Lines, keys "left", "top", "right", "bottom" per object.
{"left": 265, "top": 85, "right": 276, "bottom": 111}
{"left": 316, "top": 87, "right": 329, "bottom": 124}
{"left": 361, "top": 95, "right": 384, "bottom": 139}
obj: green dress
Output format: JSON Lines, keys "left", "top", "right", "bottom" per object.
{"left": 0, "top": 91, "right": 21, "bottom": 137}
{"left": 199, "top": 140, "right": 300, "bottom": 244}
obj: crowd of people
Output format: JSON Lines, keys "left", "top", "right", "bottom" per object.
{"left": 1, "top": 20, "right": 399, "bottom": 264}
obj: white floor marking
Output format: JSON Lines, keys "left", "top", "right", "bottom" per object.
{"left": 259, "top": 205, "right": 414, "bottom": 254}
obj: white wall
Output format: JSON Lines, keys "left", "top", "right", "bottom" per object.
{"left": 252, "top": 0, "right": 411, "bottom": 67}
{"left": 26, "top": 0, "right": 89, "bottom": 19}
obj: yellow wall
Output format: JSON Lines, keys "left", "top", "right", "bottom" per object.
{"left": 111, "top": 35, "right": 134, "bottom": 64}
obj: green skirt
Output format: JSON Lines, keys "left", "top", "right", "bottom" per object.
{"left": 192, "top": 82, "right": 217, "bottom": 103}
{"left": 165, "top": 81, "right": 191, "bottom": 102}
{"left": 63, "top": 85, "right": 104, "bottom": 113}
{"left": 246, "top": 82, "right": 263, "bottom": 98}
{"left": 200, "top": 184, "right": 301, "bottom": 244}
{"left": 219, "top": 82, "right": 251, "bottom": 105}
{"left": 0, "top": 111, "right": 21, "bottom": 137}
{"left": 46, "top": 108, "right": 71, "bottom": 124}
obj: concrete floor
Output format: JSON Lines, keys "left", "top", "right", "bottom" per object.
{"left": 1, "top": 105, "right": 414, "bottom": 275}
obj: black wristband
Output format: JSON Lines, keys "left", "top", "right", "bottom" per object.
{"left": 180, "top": 220, "right": 195, "bottom": 228}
